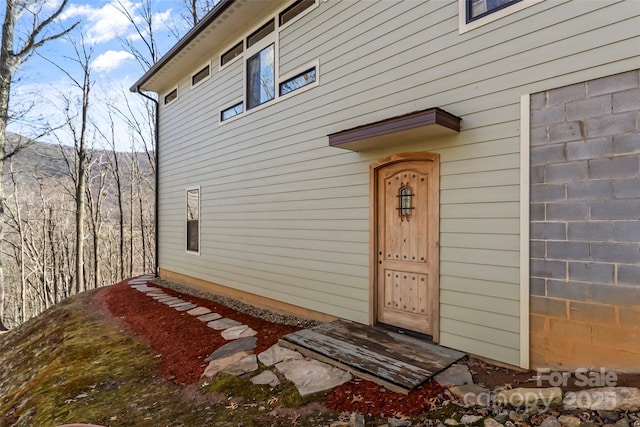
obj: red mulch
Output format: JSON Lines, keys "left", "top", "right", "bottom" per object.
{"left": 326, "top": 377, "right": 444, "bottom": 417}
{"left": 93, "top": 279, "right": 445, "bottom": 416}
{"left": 95, "top": 280, "right": 299, "bottom": 385}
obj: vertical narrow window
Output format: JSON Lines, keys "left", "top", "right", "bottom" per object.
{"left": 186, "top": 189, "right": 200, "bottom": 252}
{"left": 164, "top": 88, "right": 177, "bottom": 105}
{"left": 246, "top": 44, "right": 275, "bottom": 109}
{"left": 398, "top": 184, "right": 413, "bottom": 221}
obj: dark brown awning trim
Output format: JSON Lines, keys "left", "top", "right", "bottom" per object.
{"left": 328, "top": 108, "right": 461, "bottom": 152}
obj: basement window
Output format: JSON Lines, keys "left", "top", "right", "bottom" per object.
{"left": 164, "top": 88, "right": 178, "bottom": 105}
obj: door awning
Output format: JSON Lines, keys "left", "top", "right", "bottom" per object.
{"left": 328, "top": 108, "right": 461, "bottom": 152}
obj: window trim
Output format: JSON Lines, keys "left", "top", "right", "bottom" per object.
{"left": 278, "top": 0, "right": 318, "bottom": 30}
{"left": 219, "top": 40, "right": 244, "bottom": 71}
{"left": 186, "top": 186, "right": 201, "bottom": 255}
{"left": 458, "top": 0, "right": 542, "bottom": 34}
{"left": 191, "top": 61, "right": 211, "bottom": 88}
{"left": 163, "top": 87, "right": 178, "bottom": 106}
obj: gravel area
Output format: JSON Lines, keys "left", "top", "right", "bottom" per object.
{"left": 151, "top": 278, "right": 321, "bottom": 329}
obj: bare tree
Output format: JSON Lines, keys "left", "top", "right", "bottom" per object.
{"left": 182, "top": 0, "right": 217, "bottom": 27}
{"left": 0, "top": 0, "right": 78, "bottom": 330}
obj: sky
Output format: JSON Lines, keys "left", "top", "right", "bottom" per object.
{"left": 6, "top": 0, "right": 197, "bottom": 151}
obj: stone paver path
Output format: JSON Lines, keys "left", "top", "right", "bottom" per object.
{"left": 127, "top": 274, "right": 353, "bottom": 398}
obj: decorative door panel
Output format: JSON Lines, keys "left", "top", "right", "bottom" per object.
{"left": 374, "top": 155, "right": 439, "bottom": 338}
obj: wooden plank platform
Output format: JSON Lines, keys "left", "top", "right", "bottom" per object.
{"left": 279, "top": 319, "right": 465, "bottom": 394}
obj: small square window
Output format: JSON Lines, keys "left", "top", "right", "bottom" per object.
{"left": 279, "top": 0, "right": 315, "bottom": 26}
{"left": 192, "top": 65, "right": 210, "bottom": 86}
{"left": 221, "top": 102, "right": 244, "bottom": 121}
{"left": 279, "top": 67, "right": 316, "bottom": 96}
{"left": 467, "top": 0, "right": 522, "bottom": 22}
{"left": 221, "top": 41, "right": 243, "bottom": 67}
{"left": 164, "top": 88, "right": 177, "bottom": 105}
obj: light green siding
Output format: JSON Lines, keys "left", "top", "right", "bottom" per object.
{"left": 157, "top": 0, "right": 640, "bottom": 366}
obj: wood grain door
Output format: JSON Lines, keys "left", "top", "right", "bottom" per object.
{"left": 374, "top": 154, "right": 439, "bottom": 339}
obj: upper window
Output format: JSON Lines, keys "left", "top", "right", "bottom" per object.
{"left": 279, "top": 0, "right": 315, "bottom": 26}
{"left": 221, "top": 41, "right": 243, "bottom": 67}
{"left": 192, "top": 64, "right": 210, "bottom": 86}
{"left": 164, "top": 88, "right": 177, "bottom": 105}
{"left": 246, "top": 43, "right": 275, "bottom": 109}
{"left": 279, "top": 67, "right": 316, "bottom": 96}
{"left": 459, "top": 0, "right": 539, "bottom": 33}
{"left": 467, "top": 0, "right": 521, "bottom": 22}
{"left": 186, "top": 188, "right": 200, "bottom": 253}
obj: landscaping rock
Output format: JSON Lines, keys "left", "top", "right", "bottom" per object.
{"left": 207, "top": 318, "right": 243, "bottom": 330}
{"left": 166, "top": 299, "right": 187, "bottom": 306}
{"left": 540, "top": 416, "right": 561, "bottom": 427}
{"left": 461, "top": 414, "right": 482, "bottom": 424}
{"left": 201, "top": 351, "right": 252, "bottom": 378}
{"left": 221, "top": 325, "right": 249, "bottom": 340}
{"left": 250, "top": 370, "right": 280, "bottom": 387}
{"left": 448, "top": 383, "right": 491, "bottom": 407}
{"left": 494, "top": 387, "right": 562, "bottom": 408}
{"left": 258, "top": 344, "right": 303, "bottom": 367}
{"left": 616, "top": 419, "right": 631, "bottom": 427}
{"left": 558, "top": 415, "right": 581, "bottom": 427}
{"left": 197, "top": 312, "right": 222, "bottom": 322}
{"left": 435, "top": 364, "right": 473, "bottom": 387}
{"left": 223, "top": 354, "right": 258, "bottom": 376}
{"left": 187, "top": 307, "right": 211, "bottom": 316}
{"left": 205, "top": 337, "right": 257, "bottom": 362}
{"left": 349, "top": 412, "right": 365, "bottom": 427}
{"left": 484, "top": 418, "right": 504, "bottom": 427}
{"left": 599, "top": 410, "right": 621, "bottom": 421}
{"left": 388, "top": 417, "right": 411, "bottom": 427}
{"left": 275, "top": 359, "right": 352, "bottom": 397}
{"left": 564, "top": 387, "right": 640, "bottom": 411}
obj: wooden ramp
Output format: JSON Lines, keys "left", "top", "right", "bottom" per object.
{"left": 279, "top": 319, "right": 465, "bottom": 394}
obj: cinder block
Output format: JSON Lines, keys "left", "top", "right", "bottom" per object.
{"left": 531, "top": 104, "right": 566, "bottom": 127}
{"left": 568, "top": 221, "right": 614, "bottom": 241}
{"left": 613, "top": 134, "right": 640, "bottom": 155}
{"left": 566, "top": 137, "right": 612, "bottom": 161}
{"left": 569, "top": 300, "right": 616, "bottom": 325}
{"left": 619, "top": 306, "right": 640, "bottom": 329}
{"left": 587, "top": 112, "right": 636, "bottom": 138}
{"left": 588, "top": 70, "right": 639, "bottom": 97}
{"left": 530, "top": 240, "right": 546, "bottom": 258}
{"left": 614, "top": 221, "right": 640, "bottom": 243}
{"left": 547, "top": 241, "right": 590, "bottom": 260}
{"left": 548, "top": 82, "right": 586, "bottom": 105}
{"left": 530, "top": 259, "right": 567, "bottom": 279}
{"left": 530, "top": 125, "right": 548, "bottom": 146}
{"left": 615, "top": 177, "right": 640, "bottom": 199}
{"left": 567, "top": 179, "right": 614, "bottom": 200}
{"left": 591, "top": 200, "right": 640, "bottom": 220}
{"left": 530, "top": 277, "right": 546, "bottom": 296}
{"left": 569, "top": 262, "right": 614, "bottom": 284}
{"left": 548, "top": 121, "right": 584, "bottom": 144}
{"left": 547, "top": 279, "right": 592, "bottom": 301}
{"left": 546, "top": 201, "right": 589, "bottom": 220}
{"left": 530, "top": 295, "right": 568, "bottom": 318}
{"left": 589, "top": 156, "right": 639, "bottom": 179}
{"left": 591, "top": 242, "right": 640, "bottom": 264}
{"left": 566, "top": 95, "right": 612, "bottom": 121}
{"left": 530, "top": 203, "right": 545, "bottom": 221}
{"left": 546, "top": 161, "right": 588, "bottom": 182}
{"left": 530, "top": 92, "right": 547, "bottom": 110}
{"left": 530, "top": 222, "right": 566, "bottom": 240}
{"left": 531, "top": 183, "right": 566, "bottom": 202}
{"left": 613, "top": 88, "right": 640, "bottom": 113}
{"left": 547, "top": 317, "right": 593, "bottom": 343}
{"left": 590, "top": 282, "right": 640, "bottom": 306}
{"left": 530, "top": 165, "right": 545, "bottom": 184}
{"left": 590, "top": 324, "right": 640, "bottom": 352}
{"left": 531, "top": 144, "right": 566, "bottom": 166}
{"left": 618, "top": 265, "right": 640, "bottom": 286}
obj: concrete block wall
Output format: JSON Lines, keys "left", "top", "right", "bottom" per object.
{"left": 529, "top": 69, "right": 640, "bottom": 371}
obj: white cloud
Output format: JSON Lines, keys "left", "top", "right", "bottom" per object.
{"left": 91, "top": 50, "right": 134, "bottom": 72}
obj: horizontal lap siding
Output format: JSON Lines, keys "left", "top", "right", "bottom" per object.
{"left": 158, "top": 0, "right": 639, "bottom": 365}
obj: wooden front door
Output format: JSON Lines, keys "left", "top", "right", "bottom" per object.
{"left": 373, "top": 153, "right": 439, "bottom": 339}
